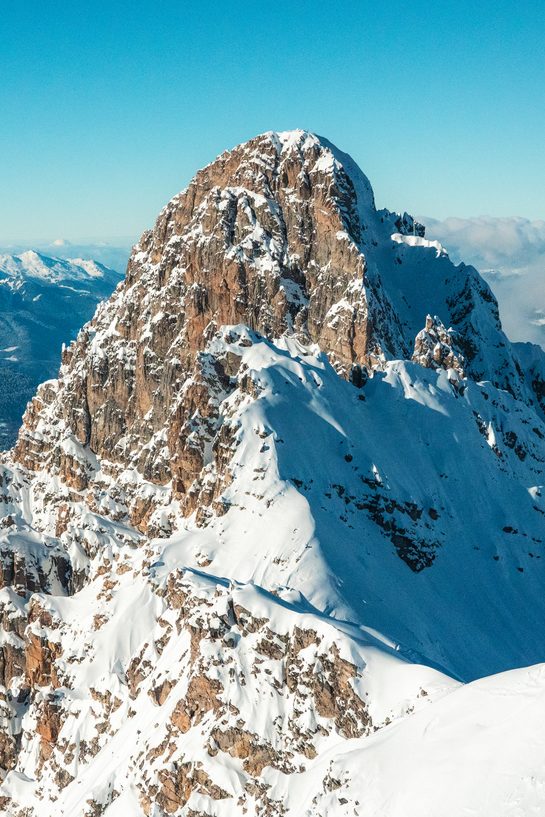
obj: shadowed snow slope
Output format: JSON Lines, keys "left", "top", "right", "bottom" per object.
{"left": 0, "top": 131, "right": 545, "bottom": 815}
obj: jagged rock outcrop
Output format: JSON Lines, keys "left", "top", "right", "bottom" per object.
{"left": 1, "top": 130, "right": 545, "bottom": 815}
{"left": 412, "top": 314, "right": 465, "bottom": 377}
{"left": 13, "top": 132, "right": 406, "bottom": 487}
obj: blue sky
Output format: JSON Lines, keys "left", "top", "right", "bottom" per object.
{"left": 1, "top": 0, "right": 544, "bottom": 241}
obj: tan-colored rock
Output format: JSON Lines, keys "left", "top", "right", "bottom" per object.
{"left": 149, "top": 679, "right": 173, "bottom": 706}
{"left": 170, "top": 674, "right": 222, "bottom": 732}
{"left": 36, "top": 697, "right": 63, "bottom": 762}
{"left": 25, "top": 632, "right": 62, "bottom": 689}
{"left": 157, "top": 762, "right": 230, "bottom": 813}
{"left": 0, "top": 731, "right": 17, "bottom": 772}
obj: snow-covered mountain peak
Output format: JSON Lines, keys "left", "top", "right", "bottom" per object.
{"left": 1, "top": 132, "right": 545, "bottom": 814}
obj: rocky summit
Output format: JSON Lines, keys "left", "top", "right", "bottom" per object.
{"left": 1, "top": 130, "right": 545, "bottom": 815}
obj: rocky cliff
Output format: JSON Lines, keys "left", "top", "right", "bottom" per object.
{"left": 1, "top": 130, "right": 545, "bottom": 815}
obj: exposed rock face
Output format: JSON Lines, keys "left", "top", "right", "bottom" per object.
{"left": 1, "top": 130, "right": 545, "bottom": 815}
{"left": 10, "top": 131, "right": 545, "bottom": 532}
{"left": 13, "top": 132, "right": 406, "bottom": 490}
{"left": 412, "top": 314, "right": 465, "bottom": 377}
{"left": 0, "top": 564, "right": 449, "bottom": 817}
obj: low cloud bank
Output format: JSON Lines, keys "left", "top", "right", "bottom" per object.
{"left": 422, "top": 216, "right": 545, "bottom": 348}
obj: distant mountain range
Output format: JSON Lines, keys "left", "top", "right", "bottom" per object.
{"left": 0, "top": 250, "right": 122, "bottom": 447}
{"left": 0, "top": 239, "right": 132, "bottom": 275}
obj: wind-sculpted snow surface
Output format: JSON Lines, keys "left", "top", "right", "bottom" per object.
{"left": 1, "top": 131, "right": 545, "bottom": 814}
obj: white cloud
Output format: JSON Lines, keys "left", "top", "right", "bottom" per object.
{"left": 420, "top": 216, "right": 545, "bottom": 348}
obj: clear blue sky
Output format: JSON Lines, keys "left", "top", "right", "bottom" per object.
{"left": 1, "top": 0, "right": 544, "bottom": 242}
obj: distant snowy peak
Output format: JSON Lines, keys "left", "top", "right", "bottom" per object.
{"left": 0, "top": 250, "right": 120, "bottom": 285}
{"left": 0, "top": 250, "right": 123, "bottom": 447}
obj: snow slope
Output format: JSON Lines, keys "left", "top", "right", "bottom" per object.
{"left": 148, "top": 327, "right": 545, "bottom": 681}
{"left": 285, "top": 662, "right": 545, "bottom": 817}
